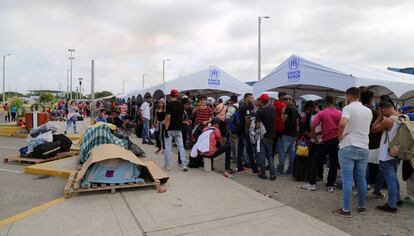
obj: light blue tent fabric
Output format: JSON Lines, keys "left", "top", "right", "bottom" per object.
{"left": 81, "top": 158, "right": 144, "bottom": 188}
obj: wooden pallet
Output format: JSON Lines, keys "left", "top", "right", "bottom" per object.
{"left": 64, "top": 169, "right": 160, "bottom": 199}
{"left": 4, "top": 151, "right": 77, "bottom": 165}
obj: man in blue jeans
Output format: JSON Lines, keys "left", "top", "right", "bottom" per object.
{"left": 164, "top": 89, "right": 188, "bottom": 171}
{"left": 256, "top": 94, "right": 277, "bottom": 180}
{"left": 371, "top": 101, "right": 402, "bottom": 213}
{"left": 236, "top": 93, "right": 258, "bottom": 174}
{"left": 140, "top": 94, "right": 154, "bottom": 145}
{"left": 278, "top": 95, "right": 300, "bottom": 176}
{"left": 335, "top": 87, "right": 372, "bottom": 218}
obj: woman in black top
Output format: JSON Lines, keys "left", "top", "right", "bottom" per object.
{"left": 152, "top": 99, "right": 166, "bottom": 153}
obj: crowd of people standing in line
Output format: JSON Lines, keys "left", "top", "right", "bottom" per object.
{"left": 28, "top": 89, "right": 413, "bottom": 219}
{"left": 130, "top": 88, "right": 413, "bottom": 218}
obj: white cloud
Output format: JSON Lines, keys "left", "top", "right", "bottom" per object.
{"left": 0, "top": 0, "right": 413, "bottom": 94}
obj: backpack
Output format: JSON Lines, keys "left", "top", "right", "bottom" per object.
{"left": 227, "top": 106, "right": 240, "bottom": 133}
{"left": 388, "top": 115, "right": 414, "bottom": 161}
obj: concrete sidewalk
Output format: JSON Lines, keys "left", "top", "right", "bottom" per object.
{"left": 1, "top": 121, "right": 349, "bottom": 235}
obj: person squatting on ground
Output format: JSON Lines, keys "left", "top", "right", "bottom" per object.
{"left": 334, "top": 87, "right": 372, "bottom": 218}
{"left": 163, "top": 89, "right": 189, "bottom": 171}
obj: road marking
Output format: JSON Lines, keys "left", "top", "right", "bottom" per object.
{"left": 0, "top": 145, "right": 19, "bottom": 150}
{"left": 0, "top": 197, "right": 65, "bottom": 227}
{"left": 0, "top": 168, "right": 23, "bottom": 174}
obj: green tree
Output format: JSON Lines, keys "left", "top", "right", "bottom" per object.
{"left": 39, "top": 93, "right": 55, "bottom": 105}
{"left": 94, "top": 91, "right": 113, "bottom": 99}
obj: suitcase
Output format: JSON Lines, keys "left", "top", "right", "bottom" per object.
{"left": 31, "top": 142, "right": 61, "bottom": 159}
{"left": 53, "top": 134, "right": 73, "bottom": 152}
{"left": 293, "top": 155, "right": 312, "bottom": 182}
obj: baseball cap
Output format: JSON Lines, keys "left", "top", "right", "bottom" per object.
{"left": 259, "top": 93, "right": 270, "bottom": 102}
{"left": 170, "top": 89, "right": 179, "bottom": 97}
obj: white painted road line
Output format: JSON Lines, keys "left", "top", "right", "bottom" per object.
{"left": 0, "top": 146, "right": 20, "bottom": 150}
{"left": 0, "top": 168, "right": 23, "bottom": 174}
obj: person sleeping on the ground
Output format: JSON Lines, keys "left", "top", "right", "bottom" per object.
{"left": 191, "top": 118, "right": 233, "bottom": 177}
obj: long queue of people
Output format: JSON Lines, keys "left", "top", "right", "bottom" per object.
{"left": 131, "top": 88, "right": 414, "bottom": 218}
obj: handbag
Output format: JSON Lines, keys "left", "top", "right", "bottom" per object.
{"left": 296, "top": 137, "right": 309, "bottom": 157}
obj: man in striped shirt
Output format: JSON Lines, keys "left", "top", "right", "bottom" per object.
{"left": 193, "top": 96, "right": 214, "bottom": 126}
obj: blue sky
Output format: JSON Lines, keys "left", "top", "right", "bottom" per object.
{"left": 1, "top": 0, "right": 413, "bottom": 94}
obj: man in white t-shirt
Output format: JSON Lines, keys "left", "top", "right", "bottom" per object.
{"left": 334, "top": 87, "right": 372, "bottom": 218}
{"left": 371, "top": 100, "right": 402, "bottom": 213}
{"left": 140, "top": 94, "right": 154, "bottom": 145}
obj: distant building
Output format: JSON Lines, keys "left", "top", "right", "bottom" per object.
{"left": 388, "top": 67, "right": 414, "bottom": 75}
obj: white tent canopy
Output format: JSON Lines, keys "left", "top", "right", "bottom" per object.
{"left": 253, "top": 55, "right": 414, "bottom": 102}
{"left": 122, "top": 66, "right": 252, "bottom": 100}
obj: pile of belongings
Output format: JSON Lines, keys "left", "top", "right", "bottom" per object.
{"left": 19, "top": 123, "right": 73, "bottom": 159}
{"left": 79, "top": 122, "right": 145, "bottom": 164}
{"left": 80, "top": 145, "right": 146, "bottom": 188}
{"left": 78, "top": 123, "right": 147, "bottom": 187}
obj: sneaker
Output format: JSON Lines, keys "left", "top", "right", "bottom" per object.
{"left": 397, "top": 200, "right": 403, "bottom": 207}
{"left": 358, "top": 208, "right": 367, "bottom": 215}
{"left": 163, "top": 166, "right": 171, "bottom": 171}
{"left": 376, "top": 204, "right": 397, "bottom": 213}
{"left": 148, "top": 141, "right": 155, "bottom": 145}
{"left": 298, "top": 184, "right": 317, "bottom": 191}
{"left": 224, "top": 171, "right": 234, "bottom": 178}
{"left": 182, "top": 165, "right": 188, "bottom": 172}
{"left": 327, "top": 187, "right": 334, "bottom": 193}
{"left": 333, "top": 208, "right": 352, "bottom": 218}
{"left": 258, "top": 174, "right": 267, "bottom": 180}
{"left": 269, "top": 176, "right": 277, "bottom": 181}
{"left": 237, "top": 167, "right": 249, "bottom": 174}
{"left": 372, "top": 191, "right": 386, "bottom": 198}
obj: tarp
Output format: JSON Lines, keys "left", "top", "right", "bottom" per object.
{"left": 253, "top": 55, "right": 414, "bottom": 100}
{"left": 74, "top": 144, "right": 169, "bottom": 189}
{"left": 122, "top": 66, "right": 252, "bottom": 99}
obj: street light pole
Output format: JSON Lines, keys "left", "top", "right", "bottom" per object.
{"left": 142, "top": 74, "right": 147, "bottom": 89}
{"left": 258, "top": 16, "right": 270, "bottom": 80}
{"left": 68, "top": 49, "right": 75, "bottom": 99}
{"left": 66, "top": 68, "right": 71, "bottom": 99}
{"left": 2, "top": 54, "right": 11, "bottom": 103}
{"left": 78, "top": 78, "right": 83, "bottom": 99}
{"left": 162, "top": 59, "right": 170, "bottom": 83}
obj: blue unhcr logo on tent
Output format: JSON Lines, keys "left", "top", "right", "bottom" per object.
{"left": 288, "top": 57, "right": 300, "bottom": 82}
{"left": 208, "top": 67, "right": 220, "bottom": 87}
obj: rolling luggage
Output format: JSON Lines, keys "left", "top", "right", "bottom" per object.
{"left": 53, "top": 134, "right": 73, "bottom": 152}
{"left": 31, "top": 142, "right": 61, "bottom": 159}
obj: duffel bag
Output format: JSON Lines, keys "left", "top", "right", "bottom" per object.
{"left": 31, "top": 142, "right": 61, "bottom": 159}
{"left": 53, "top": 134, "right": 73, "bottom": 152}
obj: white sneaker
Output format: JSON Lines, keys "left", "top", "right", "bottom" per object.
{"left": 298, "top": 184, "right": 317, "bottom": 191}
{"left": 163, "top": 166, "right": 171, "bottom": 171}
{"left": 327, "top": 187, "right": 334, "bottom": 193}
{"left": 182, "top": 165, "right": 188, "bottom": 172}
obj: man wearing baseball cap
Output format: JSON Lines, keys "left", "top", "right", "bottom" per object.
{"left": 256, "top": 93, "right": 277, "bottom": 180}
{"left": 164, "top": 89, "right": 189, "bottom": 171}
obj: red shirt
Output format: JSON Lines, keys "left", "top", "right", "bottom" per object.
{"left": 312, "top": 107, "right": 342, "bottom": 141}
{"left": 195, "top": 106, "right": 213, "bottom": 125}
{"left": 273, "top": 100, "right": 286, "bottom": 133}
{"left": 201, "top": 127, "right": 222, "bottom": 156}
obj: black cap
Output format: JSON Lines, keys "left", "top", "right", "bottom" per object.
{"left": 211, "top": 118, "right": 221, "bottom": 125}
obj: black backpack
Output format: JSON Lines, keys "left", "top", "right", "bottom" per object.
{"left": 53, "top": 134, "right": 72, "bottom": 152}
{"left": 31, "top": 142, "right": 61, "bottom": 159}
